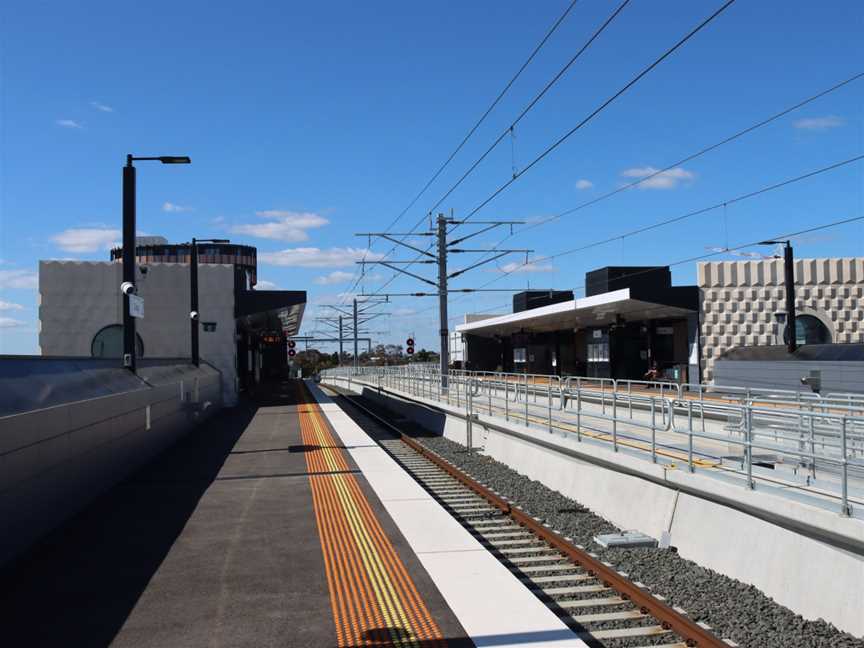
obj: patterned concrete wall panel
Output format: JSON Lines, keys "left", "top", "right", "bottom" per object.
{"left": 698, "top": 257, "right": 864, "bottom": 383}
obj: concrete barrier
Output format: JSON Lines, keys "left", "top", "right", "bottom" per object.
{"left": 0, "top": 360, "right": 222, "bottom": 568}
{"left": 324, "top": 376, "right": 864, "bottom": 637}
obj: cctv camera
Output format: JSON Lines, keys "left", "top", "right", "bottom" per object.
{"left": 190, "top": 311, "right": 199, "bottom": 320}
{"left": 120, "top": 281, "right": 136, "bottom": 296}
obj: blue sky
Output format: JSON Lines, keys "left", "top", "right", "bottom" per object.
{"left": 1, "top": 0, "right": 862, "bottom": 354}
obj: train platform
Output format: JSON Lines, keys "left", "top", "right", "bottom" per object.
{"left": 0, "top": 380, "right": 582, "bottom": 648}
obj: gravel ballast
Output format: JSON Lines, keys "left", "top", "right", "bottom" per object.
{"left": 347, "top": 393, "right": 864, "bottom": 648}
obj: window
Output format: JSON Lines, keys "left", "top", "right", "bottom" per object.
{"left": 587, "top": 342, "right": 609, "bottom": 362}
{"left": 513, "top": 347, "right": 527, "bottom": 363}
{"left": 793, "top": 315, "right": 831, "bottom": 345}
{"left": 91, "top": 325, "right": 144, "bottom": 358}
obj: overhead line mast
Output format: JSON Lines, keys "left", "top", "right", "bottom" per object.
{"left": 357, "top": 215, "right": 531, "bottom": 390}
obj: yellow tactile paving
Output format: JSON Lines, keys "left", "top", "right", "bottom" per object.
{"left": 297, "top": 383, "right": 447, "bottom": 648}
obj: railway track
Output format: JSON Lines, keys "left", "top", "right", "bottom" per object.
{"left": 324, "top": 385, "right": 734, "bottom": 648}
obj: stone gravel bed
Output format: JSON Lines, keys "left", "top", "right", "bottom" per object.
{"left": 414, "top": 433, "right": 864, "bottom": 648}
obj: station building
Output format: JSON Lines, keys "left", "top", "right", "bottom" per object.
{"left": 456, "top": 257, "right": 864, "bottom": 385}
{"left": 39, "top": 237, "right": 305, "bottom": 405}
{"left": 456, "top": 267, "right": 700, "bottom": 383}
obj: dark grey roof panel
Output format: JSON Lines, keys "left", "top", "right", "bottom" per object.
{"left": 719, "top": 344, "right": 864, "bottom": 362}
{"left": 0, "top": 357, "right": 219, "bottom": 417}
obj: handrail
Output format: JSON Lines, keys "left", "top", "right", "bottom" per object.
{"left": 322, "top": 365, "right": 863, "bottom": 515}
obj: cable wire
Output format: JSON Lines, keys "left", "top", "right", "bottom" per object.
{"left": 462, "top": 0, "right": 738, "bottom": 223}
{"left": 339, "top": 0, "right": 583, "bottom": 303}
{"left": 477, "top": 153, "right": 864, "bottom": 287}
{"left": 429, "top": 0, "right": 632, "bottom": 218}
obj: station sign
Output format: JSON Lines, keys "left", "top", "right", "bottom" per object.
{"left": 129, "top": 294, "right": 144, "bottom": 319}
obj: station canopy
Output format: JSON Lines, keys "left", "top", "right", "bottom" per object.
{"left": 237, "top": 289, "right": 306, "bottom": 337}
{"left": 455, "top": 287, "right": 696, "bottom": 338}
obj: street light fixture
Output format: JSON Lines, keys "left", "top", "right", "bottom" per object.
{"left": 758, "top": 239, "right": 796, "bottom": 354}
{"left": 122, "top": 154, "right": 191, "bottom": 372}
{"left": 189, "top": 238, "right": 230, "bottom": 366}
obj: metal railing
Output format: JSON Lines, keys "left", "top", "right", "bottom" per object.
{"left": 322, "top": 366, "right": 864, "bottom": 516}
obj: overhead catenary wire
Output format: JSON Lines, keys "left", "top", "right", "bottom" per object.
{"left": 361, "top": 1, "right": 635, "bottom": 304}
{"left": 420, "top": 153, "right": 864, "bottom": 323}
{"left": 583, "top": 214, "right": 864, "bottom": 289}
{"left": 522, "top": 70, "right": 864, "bottom": 234}
{"left": 475, "top": 153, "right": 864, "bottom": 288}
{"left": 427, "top": 0, "right": 633, "bottom": 218}
{"left": 338, "top": 0, "right": 583, "bottom": 304}
{"left": 459, "top": 0, "right": 738, "bottom": 225}
{"left": 440, "top": 214, "right": 864, "bottom": 327}
{"left": 444, "top": 71, "right": 864, "bottom": 302}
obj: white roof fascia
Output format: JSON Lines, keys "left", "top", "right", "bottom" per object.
{"left": 455, "top": 288, "right": 631, "bottom": 334}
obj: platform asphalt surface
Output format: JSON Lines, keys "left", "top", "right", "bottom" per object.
{"left": 0, "top": 380, "right": 471, "bottom": 647}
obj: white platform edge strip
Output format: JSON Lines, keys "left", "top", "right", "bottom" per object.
{"left": 306, "top": 381, "right": 586, "bottom": 648}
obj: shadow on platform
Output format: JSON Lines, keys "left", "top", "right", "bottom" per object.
{"left": 0, "top": 385, "right": 297, "bottom": 648}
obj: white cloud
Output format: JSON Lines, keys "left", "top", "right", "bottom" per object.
{"left": 793, "top": 115, "right": 845, "bottom": 130}
{"left": 56, "top": 119, "right": 83, "bottom": 129}
{"left": 0, "top": 300, "right": 24, "bottom": 311}
{"left": 51, "top": 227, "right": 121, "bottom": 253}
{"left": 0, "top": 316, "right": 26, "bottom": 328}
{"left": 255, "top": 280, "right": 278, "bottom": 290}
{"left": 230, "top": 210, "right": 329, "bottom": 242}
{"left": 162, "top": 201, "right": 194, "bottom": 213}
{"left": 90, "top": 101, "right": 114, "bottom": 113}
{"left": 575, "top": 179, "right": 593, "bottom": 190}
{"left": 312, "top": 291, "right": 358, "bottom": 304}
{"left": 259, "top": 247, "right": 383, "bottom": 268}
{"left": 0, "top": 270, "right": 38, "bottom": 289}
{"left": 498, "top": 261, "right": 555, "bottom": 273}
{"left": 620, "top": 166, "right": 695, "bottom": 190}
{"left": 314, "top": 270, "right": 355, "bottom": 285}
{"left": 393, "top": 307, "right": 417, "bottom": 317}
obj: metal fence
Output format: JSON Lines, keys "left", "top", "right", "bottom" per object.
{"left": 322, "top": 366, "right": 864, "bottom": 516}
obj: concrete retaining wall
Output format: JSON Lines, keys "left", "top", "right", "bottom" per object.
{"left": 324, "top": 376, "right": 864, "bottom": 637}
{"left": 0, "top": 364, "right": 222, "bottom": 567}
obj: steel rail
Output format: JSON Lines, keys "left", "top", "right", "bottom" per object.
{"left": 335, "top": 388, "right": 729, "bottom": 648}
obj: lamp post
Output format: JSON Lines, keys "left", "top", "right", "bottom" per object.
{"left": 759, "top": 239, "right": 796, "bottom": 354}
{"left": 122, "top": 155, "right": 191, "bottom": 372}
{"left": 190, "top": 238, "right": 229, "bottom": 366}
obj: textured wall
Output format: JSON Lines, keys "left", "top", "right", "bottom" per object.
{"left": 39, "top": 261, "right": 239, "bottom": 404}
{"left": 698, "top": 258, "right": 864, "bottom": 382}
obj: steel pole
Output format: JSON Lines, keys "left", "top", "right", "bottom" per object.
{"left": 784, "top": 242, "right": 797, "bottom": 353}
{"left": 190, "top": 239, "right": 200, "bottom": 366}
{"left": 437, "top": 213, "right": 449, "bottom": 391}
{"left": 122, "top": 158, "right": 137, "bottom": 372}
{"left": 338, "top": 315, "right": 344, "bottom": 366}
{"left": 353, "top": 298, "right": 359, "bottom": 370}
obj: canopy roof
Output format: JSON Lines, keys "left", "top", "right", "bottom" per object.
{"left": 236, "top": 289, "right": 306, "bottom": 337}
{"left": 455, "top": 287, "right": 697, "bottom": 338}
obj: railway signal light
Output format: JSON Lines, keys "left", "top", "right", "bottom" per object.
{"left": 288, "top": 339, "right": 296, "bottom": 349}
{"left": 288, "top": 348, "right": 296, "bottom": 357}
{"left": 406, "top": 337, "right": 414, "bottom": 355}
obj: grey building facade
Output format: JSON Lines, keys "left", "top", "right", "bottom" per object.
{"left": 39, "top": 256, "right": 305, "bottom": 405}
